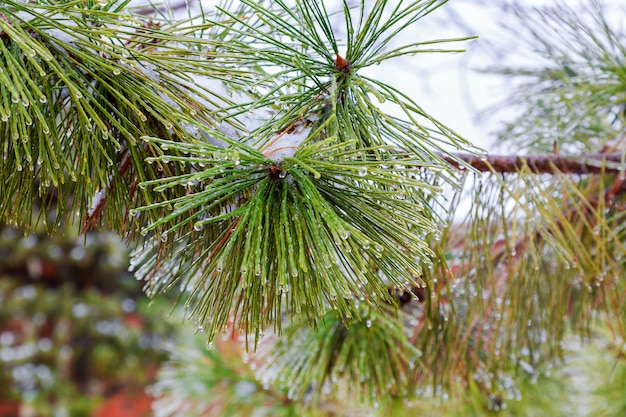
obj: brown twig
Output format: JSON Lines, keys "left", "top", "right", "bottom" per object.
{"left": 605, "top": 174, "right": 626, "bottom": 205}
{"left": 441, "top": 152, "right": 626, "bottom": 175}
{"left": 81, "top": 147, "right": 135, "bottom": 234}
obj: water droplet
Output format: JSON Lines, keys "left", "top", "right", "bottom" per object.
{"left": 365, "top": 319, "right": 372, "bottom": 328}
{"left": 340, "top": 230, "right": 350, "bottom": 240}
{"left": 160, "top": 233, "right": 169, "bottom": 242}
{"left": 113, "top": 68, "right": 121, "bottom": 75}
{"left": 357, "top": 167, "right": 367, "bottom": 176}
{"left": 11, "top": 95, "right": 19, "bottom": 104}
{"left": 193, "top": 223, "right": 204, "bottom": 231}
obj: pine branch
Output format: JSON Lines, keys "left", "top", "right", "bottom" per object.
{"left": 6, "top": 1, "right": 625, "bottom": 413}
{"left": 0, "top": 0, "right": 242, "bottom": 233}
{"left": 82, "top": 150, "right": 626, "bottom": 232}
{"left": 80, "top": 149, "right": 626, "bottom": 233}
{"left": 442, "top": 152, "right": 626, "bottom": 175}
{"left": 125, "top": 0, "right": 479, "bottom": 347}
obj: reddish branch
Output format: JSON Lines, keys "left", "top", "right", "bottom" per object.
{"left": 81, "top": 148, "right": 135, "bottom": 234}
{"left": 441, "top": 152, "right": 626, "bottom": 175}
{"left": 81, "top": 150, "right": 626, "bottom": 233}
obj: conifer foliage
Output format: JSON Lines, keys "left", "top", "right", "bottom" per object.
{"left": 2, "top": 0, "right": 626, "bottom": 415}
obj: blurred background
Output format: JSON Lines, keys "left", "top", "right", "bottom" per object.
{"left": 0, "top": 221, "right": 175, "bottom": 417}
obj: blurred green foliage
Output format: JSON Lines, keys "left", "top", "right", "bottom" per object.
{"left": 0, "top": 223, "right": 175, "bottom": 417}
{"left": 152, "top": 323, "right": 626, "bottom": 417}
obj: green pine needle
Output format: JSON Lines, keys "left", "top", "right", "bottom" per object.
{"left": 132, "top": 134, "right": 440, "bottom": 343}
{"left": 257, "top": 310, "right": 422, "bottom": 406}
{"left": 0, "top": 0, "right": 241, "bottom": 232}
{"left": 123, "top": 0, "right": 476, "bottom": 344}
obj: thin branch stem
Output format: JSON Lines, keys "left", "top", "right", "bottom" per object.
{"left": 441, "top": 152, "right": 626, "bottom": 175}
{"left": 80, "top": 151, "right": 626, "bottom": 233}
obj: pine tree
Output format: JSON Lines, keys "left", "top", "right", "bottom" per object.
{"left": 1, "top": 0, "right": 625, "bottom": 416}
